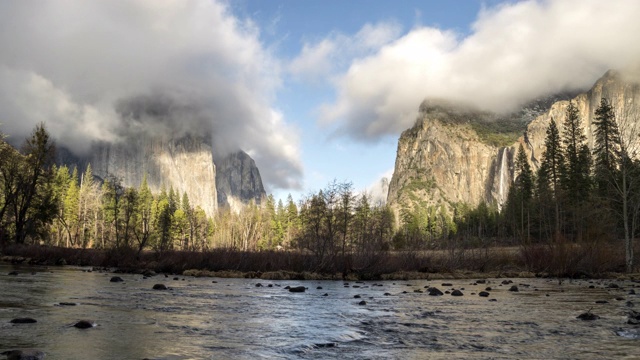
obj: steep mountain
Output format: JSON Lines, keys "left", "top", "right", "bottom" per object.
{"left": 387, "top": 69, "right": 639, "bottom": 223}
{"left": 215, "top": 150, "right": 266, "bottom": 211}
{"left": 57, "top": 134, "right": 266, "bottom": 217}
{"left": 89, "top": 134, "right": 219, "bottom": 216}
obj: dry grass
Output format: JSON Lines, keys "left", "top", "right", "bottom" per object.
{"left": 1, "top": 240, "right": 636, "bottom": 279}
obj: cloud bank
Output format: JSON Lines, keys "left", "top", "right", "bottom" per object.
{"left": 0, "top": 0, "right": 302, "bottom": 190}
{"left": 304, "top": 0, "right": 640, "bottom": 141}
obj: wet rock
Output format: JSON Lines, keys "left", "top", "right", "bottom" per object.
{"left": 110, "top": 276, "right": 124, "bottom": 283}
{"left": 489, "top": 299, "right": 498, "bottom": 302}
{"left": 501, "top": 280, "right": 513, "bottom": 285}
{"left": 479, "top": 291, "right": 490, "bottom": 297}
{"left": 616, "top": 297, "right": 625, "bottom": 301}
{"left": 451, "top": 290, "right": 463, "bottom": 296}
{"left": 173, "top": 277, "right": 179, "bottom": 281}
{"left": 358, "top": 300, "right": 367, "bottom": 305}
{"left": 595, "top": 300, "right": 608, "bottom": 304}
{"left": 627, "top": 301, "right": 635, "bottom": 308}
{"left": 413, "top": 289, "right": 423, "bottom": 293}
{"left": 588, "top": 285, "right": 595, "bottom": 288}
{"left": 284, "top": 286, "right": 290, "bottom": 289}
{"left": 322, "top": 293, "right": 328, "bottom": 297}
{"left": 10, "top": 318, "right": 37, "bottom": 324}
{"left": 428, "top": 287, "right": 443, "bottom": 296}
{"left": 316, "top": 286, "right": 323, "bottom": 290}
{"left": 384, "top": 293, "right": 391, "bottom": 296}
{"left": 485, "top": 287, "right": 492, "bottom": 291}
{"left": 255, "top": 283, "right": 263, "bottom": 287}
{"left": 441, "top": 283, "right": 453, "bottom": 287}
{"left": 55, "top": 258, "right": 67, "bottom": 266}
{"left": 402, "top": 291, "right": 408, "bottom": 294}
{"left": 142, "top": 270, "right": 155, "bottom": 277}
{"left": 267, "top": 284, "right": 273, "bottom": 288}
{"left": 288, "top": 286, "right": 306, "bottom": 293}
{"left": 211, "top": 280, "right": 218, "bottom": 283}
{"left": 314, "top": 342, "right": 336, "bottom": 348}
{"left": 354, "top": 295, "right": 361, "bottom": 298}
{"left": 59, "top": 302, "right": 77, "bottom": 306}
{"left": 509, "top": 285, "right": 519, "bottom": 292}
{"left": 476, "top": 279, "right": 486, "bottom": 284}
{"left": 152, "top": 284, "right": 168, "bottom": 290}
{"left": 8, "top": 271, "right": 18, "bottom": 276}
{"left": 630, "top": 289, "right": 636, "bottom": 295}
{"left": 607, "top": 283, "right": 620, "bottom": 289}
{"left": 1, "top": 349, "right": 45, "bottom": 360}
{"left": 73, "top": 320, "right": 95, "bottom": 329}
{"left": 577, "top": 311, "right": 600, "bottom": 321}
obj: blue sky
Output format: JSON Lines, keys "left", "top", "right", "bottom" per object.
{"left": 228, "top": 0, "right": 500, "bottom": 201}
{"left": 1, "top": 0, "right": 639, "bottom": 204}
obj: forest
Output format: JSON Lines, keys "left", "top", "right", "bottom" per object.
{"left": 0, "top": 97, "right": 639, "bottom": 276}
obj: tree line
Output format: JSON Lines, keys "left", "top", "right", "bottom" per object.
{"left": 2, "top": 97, "right": 638, "bottom": 272}
{"left": 0, "top": 126, "right": 394, "bottom": 268}
{"left": 395, "top": 98, "right": 639, "bottom": 272}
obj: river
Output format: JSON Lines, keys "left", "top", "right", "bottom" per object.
{"left": 1, "top": 264, "right": 639, "bottom": 359}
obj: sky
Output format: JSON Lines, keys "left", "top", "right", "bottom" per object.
{"left": 1, "top": 0, "right": 640, "bottom": 204}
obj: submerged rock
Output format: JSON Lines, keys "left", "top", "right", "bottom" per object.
{"left": 288, "top": 286, "right": 306, "bottom": 293}
{"left": 1, "top": 349, "right": 45, "bottom": 360}
{"left": 152, "top": 284, "right": 168, "bottom": 290}
{"left": 428, "top": 287, "right": 444, "bottom": 296}
{"left": 58, "top": 302, "right": 77, "bottom": 306}
{"left": 10, "top": 318, "right": 37, "bottom": 324}
{"left": 509, "top": 285, "right": 519, "bottom": 292}
{"left": 73, "top": 320, "right": 95, "bottom": 329}
{"left": 577, "top": 311, "right": 600, "bottom": 321}
{"left": 110, "top": 276, "right": 124, "bottom": 283}
{"left": 8, "top": 271, "right": 18, "bottom": 276}
{"left": 358, "top": 300, "right": 367, "bottom": 305}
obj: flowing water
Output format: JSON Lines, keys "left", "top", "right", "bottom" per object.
{"left": 1, "top": 264, "right": 639, "bottom": 359}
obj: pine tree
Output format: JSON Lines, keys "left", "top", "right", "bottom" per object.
{"left": 560, "top": 101, "right": 591, "bottom": 201}
{"left": 538, "top": 118, "right": 563, "bottom": 238}
{"left": 593, "top": 98, "right": 621, "bottom": 196}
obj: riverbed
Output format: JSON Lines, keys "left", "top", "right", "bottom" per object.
{"left": 1, "top": 264, "right": 639, "bottom": 359}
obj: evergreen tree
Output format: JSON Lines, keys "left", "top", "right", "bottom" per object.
{"left": 593, "top": 98, "right": 621, "bottom": 196}
{"left": 560, "top": 101, "right": 591, "bottom": 201}
{"left": 538, "top": 118, "right": 563, "bottom": 238}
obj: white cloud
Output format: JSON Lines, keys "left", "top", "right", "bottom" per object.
{"left": 0, "top": 0, "right": 302, "bottom": 190}
{"left": 288, "top": 22, "right": 402, "bottom": 82}
{"left": 320, "top": 0, "right": 640, "bottom": 140}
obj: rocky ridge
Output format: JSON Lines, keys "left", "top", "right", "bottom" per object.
{"left": 387, "top": 69, "right": 640, "bottom": 223}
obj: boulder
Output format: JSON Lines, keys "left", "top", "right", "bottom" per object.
{"left": 10, "top": 318, "right": 37, "bottom": 324}
{"left": 577, "top": 312, "right": 600, "bottom": 321}
{"left": 479, "top": 291, "right": 490, "bottom": 297}
{"left": 73, "top": 320, "right": 95, "bottom": 329}
{"left": 354, "top": 295, "right": 361, "bottom": 299}
{"left": 1, "top": 349, "right": 45, "bottom": 360}
{"left": 509, "top": 285, "right": 519, "bottom": 292}
{"left": 451, "top": 290, "right": 464, "bottom": 296}
{"left": 428, "top": 287, "right": 444, "bottom": 296}
{"left": 358, "top": 300, "right": 367, "bottom": 305}
{"left": 110, "top": 276, "right": 124, "bottom": 283}
{"left": 288, "top": 286, "right": 306, "bottom": 293}
{"left": 152, "top": 284, "right": 168, "bottom": 290}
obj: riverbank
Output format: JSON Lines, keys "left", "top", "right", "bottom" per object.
{"left": 1, "top": 243, "right": 638, "bottom": 281}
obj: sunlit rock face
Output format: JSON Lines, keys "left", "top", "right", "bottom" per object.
{"left": 387, "top": 69, "right": 640, "bottom": 222}
{"left": 90, "top": 134, "right": 219, "bottom": 216}
{"left": 86, "top": 135, "right": 267, "bottom": 216}
{"left": 215, "top": 150, "right": 265, "bottom": 212}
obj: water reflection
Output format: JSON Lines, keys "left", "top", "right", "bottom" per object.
{"left": 1, "top": 264, "right": 639, "bottom": 359}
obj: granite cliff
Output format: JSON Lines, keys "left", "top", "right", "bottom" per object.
{"left": 387, "top": 70, "right": 640, "bottom": 223}
{"left": 62, "top": 134, "right": 265, "bottom": 216}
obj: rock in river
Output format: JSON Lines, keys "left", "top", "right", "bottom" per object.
{"left": 10, "top": 318, "right": 37, "bottom": 324}
{"left": 428, "top": 287, "right": 444, "bottom": 296}
{"left": 110, "top": 276, "right": 124, "bottom": 283}
{"left": 451, "top": 290, "right": 464, "bottom": 296}
{"left": 73, "top": 320, "right": 95, "bottom": 329}
{"left": 288, "top": 286, "right": 306, "bottom": 293}
{"left": 153, "top": 284, "right": 168, "bottom": 290}
{"left": 479, "top": 291, "right": 490, "bottom": 297}
{"left": 577, "top": 311, "right": 600, "bottom": 321}
{"left": 1, "top": 349, "right": 45, "bottom": 360}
